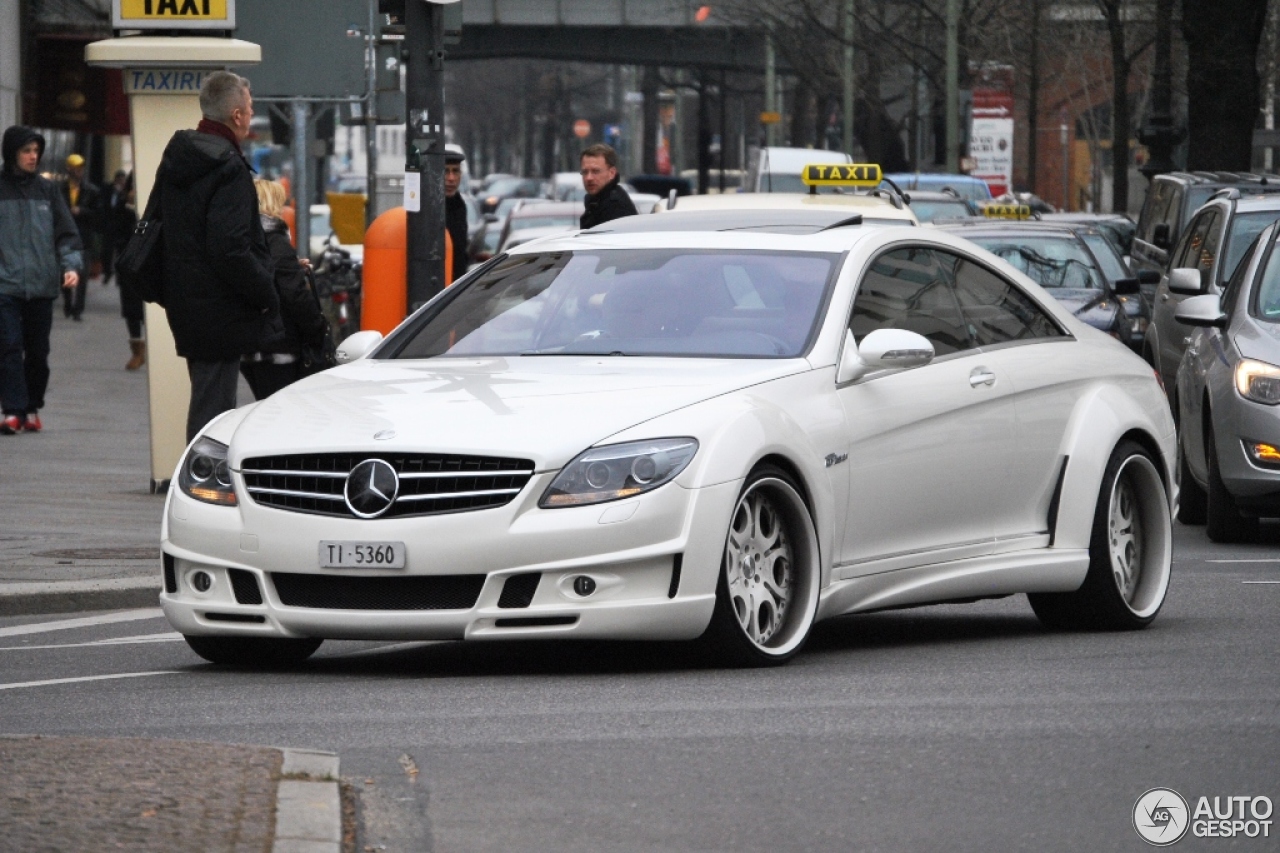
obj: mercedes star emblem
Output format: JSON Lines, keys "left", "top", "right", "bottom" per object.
{"left": 345, "top": 459, "right": 400, "bottom": 518}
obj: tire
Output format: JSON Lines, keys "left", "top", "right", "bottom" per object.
{"left": 1029, "top": 440, "right": 1172, "bottom": 630}
{"left": 699, "top": 465, "right": 820, "bottom": 667}
{"left": 183, "top": 635, "right": 322, "bottom": 667}
{"left": 1205, "top": 423, "right": 1258, "bottom": 543}
{"left": 1175, "top": 436, "right": 1207, "bottom": 525}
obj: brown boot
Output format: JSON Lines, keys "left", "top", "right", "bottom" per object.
{"left": 126, "top": 339, "right": 146, "bottom": 371}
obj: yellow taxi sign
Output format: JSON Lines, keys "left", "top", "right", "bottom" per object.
{"left": 801, "top": 163, "right": 882, "bottom": 188}
{"left": 113, "top": 0, "right": 235, "bottom": 30}
{"left": 979, "top": 202, "right": 1033, "bottom": 220}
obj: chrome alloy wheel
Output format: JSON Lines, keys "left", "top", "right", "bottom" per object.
{"left": 725, "top": 486, "right": 795, "bottom": 645}
{"left": 1108, "top": 464, "right": 1144, "bottom": 603}
{"left": 1105, "top": 452, "right": 1171, "bottom": 617}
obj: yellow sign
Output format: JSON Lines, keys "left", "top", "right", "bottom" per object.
{"left": 979, "top": 203, "right": 1033, "bottom": 220}
{"left": 114, "top": 0, "right": 235, "bottom": 30}
{"left": 801, "top": 163, "right": 883, "bottom": 187}
{"left": 759, "top": 111, "right": 782, "bottom": 125}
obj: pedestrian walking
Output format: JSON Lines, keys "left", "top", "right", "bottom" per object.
{"left": 59, "top": 153, "right": 99, "bottom": 321}
{"left": 444, "top": 149, "right": 469, "bottom": 282}
{"left": 578, "top": 143, "right": 637, "bottom": 229}
{"left": 0, "top": 126, "right": 83, "bottom": 434}
{"left": 101, "top": 171, "right": 146, "bottom": 370}
{"left": 239, "top": 178, "right": 329, "bottom": 400}
{"left": 152, "top": 70, "right": 277, "bottom": 441}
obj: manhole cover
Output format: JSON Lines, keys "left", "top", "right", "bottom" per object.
{"left": 35, "top": 547, "right": 159, "bottom": 561}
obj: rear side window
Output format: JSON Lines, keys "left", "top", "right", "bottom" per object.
{"left": 850, "top": 247, "right": 972, "bottom": 356}
{"left": 940, "top": 252, "right": 1066, "bottom": 345}
{"left": 1138, "top": 181, "right": 1175, "bottom": 242}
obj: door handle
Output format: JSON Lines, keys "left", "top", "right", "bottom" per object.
{"left": 1160, "top": 293, "right": 1170, "bottom": 302}
{"left": 969, "top": 367, "right": 996, "bottom": 387}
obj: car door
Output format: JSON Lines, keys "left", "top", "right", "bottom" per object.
{"left": 836, "top": 246, "right": 1016, "bottom": 577}
{"left": 1155, "top": 209, "right": 1222, "bottom": 387}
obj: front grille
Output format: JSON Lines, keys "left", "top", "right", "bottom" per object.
{"left": 497, "top": 573, "right": 541, "bottom": 609}
{"left": 271, "top": 572, "right": 485, "bottom": 610}
{"left": 228, "top": 569, "right": 263, "bottom": 605}
{"left": 241, "top": 453, "right": 535, "bottom": 519}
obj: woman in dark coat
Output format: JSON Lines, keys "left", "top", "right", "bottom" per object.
{"left": 239, "top": 179, "right": 330, "bottom": 399}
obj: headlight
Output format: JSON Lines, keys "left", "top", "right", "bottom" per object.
{"left": 1235, "top": 359, "right": 1280, "bottom": 405}
{"left": 179, "top": 437, "right": 238, "bottom": 506}
{"left": 539, "top": 438, "right": 698, "bottom": 508}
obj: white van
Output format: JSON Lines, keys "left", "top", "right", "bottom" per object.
{"left": 744, "top": 147, "right": 852, "bottom": 193}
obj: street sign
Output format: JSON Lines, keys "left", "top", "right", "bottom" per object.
{"left": 574, "top": 119, "right": 591, "bottom": 139}
{"left": 759, "top": 111, "right": 781, "bottom": 125}
{"left": 113, "top": 0, "right": 235, "bottom": 31}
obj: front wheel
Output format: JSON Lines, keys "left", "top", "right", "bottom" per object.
{"left": 184, "top": 635, "right": 322, "bottom": 667}
{"left": 699, "top": 465, "right": 820, "bottom": 667}
{"left": 1029, "top": 440, "right": 1172, "bottom": 630}
{"left": 1205, "top": 423, "right": 1258, "bottom": 543}
{"left": 1175, "top": 436, "right": 1207, "bottom": 525}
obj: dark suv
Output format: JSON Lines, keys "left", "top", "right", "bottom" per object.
{"left": 1132, "top": 171, "right": 1280, "bottom": 281}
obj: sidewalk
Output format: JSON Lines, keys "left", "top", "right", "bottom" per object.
{"left": 0, "top": 277, "right": 252, "bottom": 616}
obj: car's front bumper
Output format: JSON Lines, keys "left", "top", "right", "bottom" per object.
{"left": 161, "top": 473, "right": 738, "bottom": 643}
{"left": 1215, "top": 394, "right": 1280, "bottom": 515}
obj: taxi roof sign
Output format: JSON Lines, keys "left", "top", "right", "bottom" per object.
{"left": 979, "top": 202, "right": 1033, "bottom": 220}
{"left": 801, "top": 163, "right": 882, "bottom": 188}
{"left": 113, "top": 0, "right": 235, "bottom": 31}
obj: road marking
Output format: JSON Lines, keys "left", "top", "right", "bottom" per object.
{"left": 0, "top": 670, "right": 180, "bottom": 692}
{"left": 1242, "top": 581, "right": 1280, "bottom": 585}
{"left": 0, "top": 608, "right": 165, "bottom": 638}
{"left": 0, "top": 632, "right": 183, "bottom": 651}
{"left": 1208, "top": 559, "right": 1280, "bottom": 563}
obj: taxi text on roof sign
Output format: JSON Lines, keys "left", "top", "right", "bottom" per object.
{"left": 979, "top": 202, "right": 1033, "bottom": 220}
{"left": 801, "top": 164, "right": 883, "bottom": 188}
{"left": 113, "top": 0, "right": 235, "bottom": 30}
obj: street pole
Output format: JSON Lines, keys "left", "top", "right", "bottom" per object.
{"left": 945, "top": 0, "right": 959, "bottom": 173}
{"left": 364, "top": 0, "right": 378, "bottom": 227}
{"left": 292, "top": 99, "right": 310, "bottom": 259}
{"left": 765, "top": 35, "right": 776, "bottom": 147}
{"left": 405, "top": 0, "right": 447, "bottom": 311}
{"left": 842, "top": 0, "right": 854, "bottom": 155}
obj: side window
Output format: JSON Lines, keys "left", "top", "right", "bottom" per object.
{"left": 939, "top": 252, "right": 1066, "bottom": 346}
{"left": 1137, "top": 182, "right": 1169, "bottom": 242}
{"left": 1198, "top": 212, "right": 1226, "bottom": 288}
{"left": 1221, "top": 232, "right": 1260, "bottom": 317}
{"left": 849, "top": 247, "right": 972, "bottom": 356}
{"left": 1172, "top": 212, "right": 1212, "bottom": 270}
{"left": 1164, "top": 187, "right": 1185, "bottom": 236}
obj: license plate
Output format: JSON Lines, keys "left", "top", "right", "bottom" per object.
{"left": 318, "top": 541, "right": 406, "bottom": 569}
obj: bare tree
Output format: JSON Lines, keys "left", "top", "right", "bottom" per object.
{"left": 1183, "top": 0, "right": 1269, "bottom": 170}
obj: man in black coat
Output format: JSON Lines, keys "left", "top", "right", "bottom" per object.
{"left": 154, "top": 71, "right": 277, "bottom": 441}
{"left": 579, "top": 143, "right": 637, "bottom": 230}
{"left": 444, "top": 149, "right": 469, "bottom": 282}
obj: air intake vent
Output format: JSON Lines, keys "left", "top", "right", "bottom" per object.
{"left": 497, "top": 573, "right": 541, "bottom": 609}
{"left": 241, "top": 453, "right": 535, "bottom": 519}
{"left": 163, "top": 553, "right": 177, "bottom": 594}
{"left": 228, "top": 569, "right": 264, "bottom": 605}
{"left": 271, "top": 573, "right": 485, "bottom": 610}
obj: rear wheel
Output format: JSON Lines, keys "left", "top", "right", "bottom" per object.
{"left": 700, "top": 465, "right": 820, "bottom": 667}
{"left": 183, "top": 635, "right": 322, "bottom": 667}
{"left": 1175, "top": 436, "right": 1207, "bottom": 525}
{"left": 1030, "top": 441, "right": 1171, "bottom": 630}
{"left": 1205, "top": 423, "right": 1258, "bottom": 543}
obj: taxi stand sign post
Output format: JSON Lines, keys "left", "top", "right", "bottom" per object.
{"left": 89, "top": 1, "right": 258, "bottom": 490}
{"left": 800, "top": 163, "right": 883, "bottom": 195}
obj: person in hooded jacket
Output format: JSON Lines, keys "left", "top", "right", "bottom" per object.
{"left": 152, "top": 71, "right": 277, "bottom": 441}
{"left": 578, "top": 143, "right": 637, "bottom": 230}
{"left": 0, "top": 126, "right": 83, "bottom": 435}
{"left": 239, "top": 178, "right": 329, "bottom": 399}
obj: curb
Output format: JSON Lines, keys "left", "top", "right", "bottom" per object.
{"left": 0, "top": 578, "right": 160, "bottom": 617}
{"left": 275, "top": 749, "right": 342, "bottom": 853}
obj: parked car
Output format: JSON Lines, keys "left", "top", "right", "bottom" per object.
{"left": 906, "top": 189, "right": 981, "bottom": 223}
{"left": 1040, "top": 212, "right": 1136, "bottom": 259}
{"left": 1173, "top": 219, "right": 1280, "bottom": 541}
{"left": 479, "top": 176, "right": 546, "bottom": 215}
{"left": 497, "top": 200, "right": 584, "bottom": 252}
{"left": 881, "top": 172, "right": 994, "bottom": 203}
{"left": 744, "top": 146, "right": 852, "bottom": 193}
{"left": 1145, "top": 192, "right": 1280, "bottom": 389}
{"left": 940, "top": 221, "right": 1150, "bottom": 353}
{"left": 162, "top": 220, "right": 1174, "bottom": 668}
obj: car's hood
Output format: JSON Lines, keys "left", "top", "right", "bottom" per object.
{"left": 1234, "top": 317, "right": 1280, "bottom": 362}
{"left": 226, "top": 356, "right": 806, "bottom": 470}
{"left": 1047, "top": 288, "right": 1119, "bottom": 330}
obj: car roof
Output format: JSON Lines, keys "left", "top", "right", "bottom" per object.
{"left": 1154, "top": 170, "right": 1280, "bottom": 188}
{"left": 583, "top": 208, "right": 918, "bottom": 236}
{"left": 936, "top": 220, "right": 1082, "bottom": 238}
{"left": 1219, "top": 194, "right": 1280, "bottom": 211}
{"left": 655, "top": 192, "right": 918, "bottom": 222}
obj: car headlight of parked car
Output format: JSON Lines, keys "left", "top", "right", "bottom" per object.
{"left": 1235, "top": 358, "right": 1280, "bottom": 405}
{"left": 540, "top": 438, "right": 698, "bottom": 508}
{"left": 179, "top": 437, "right": 238, "bottom": 506}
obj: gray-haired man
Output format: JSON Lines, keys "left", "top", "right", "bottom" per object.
{"left": 152, "top": 70, "right": 277, "bottom": 441}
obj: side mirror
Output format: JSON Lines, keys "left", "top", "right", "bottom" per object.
{"left": 1114, "top": 277, "right": 1141, "bottom": 296}
{"left": 1152, "top": 222, "right": 1172, "bottom": 250}
{"left": 1167, "top": 267, "right": 1203, "bottom": 296}
{"left": 837, "top": 328, "right": 934, "bottom": 384}
{"left": 335, "top": 330, "right": 384, "bottom": 363}
{"left": 1174, "top": 294, "right": 1226, "bottom": 328}
{"left": 1136, "top": 269, "right": 1162, "bottom": 286}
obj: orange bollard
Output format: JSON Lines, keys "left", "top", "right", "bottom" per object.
{"left": 362, "top": 207, "right": 407, "bottom": 335}
{"left": 280, "top": 205, "right": 296, "bottom": 247}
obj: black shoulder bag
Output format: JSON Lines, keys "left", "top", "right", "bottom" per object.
{"left": 298, "top": 268, "right": 339, "bottom": 377}
{"left": 116, "top": 173, "right": 166, "bottom": 306}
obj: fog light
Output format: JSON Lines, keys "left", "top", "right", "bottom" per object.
{"left": 572, "top": 576, "right": 597, "bottom": 597}
{"left": 1246, "top": 440, "right": 1280, "bottom": 468}
{"left": 190, "top": 571, "right": 213, "bottom": 593}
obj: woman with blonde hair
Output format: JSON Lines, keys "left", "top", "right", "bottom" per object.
{"left": 239, "top": 178, "right": 330, "bottom": 398}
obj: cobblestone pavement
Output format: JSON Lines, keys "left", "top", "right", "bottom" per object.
{"left": 0, "top": 735, "right": 280, "bottom": 852}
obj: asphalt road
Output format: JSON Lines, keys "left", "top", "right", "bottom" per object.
{"left": 1, "top": 522, "right": 1276, "bottom": 853}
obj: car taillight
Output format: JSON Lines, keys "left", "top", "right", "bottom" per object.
{"left": 332, "top": 292, "right": 348, "bottom": 304}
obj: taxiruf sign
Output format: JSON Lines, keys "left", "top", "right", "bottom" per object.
{"left": 969, "top": 89, "right": 1013, "bottom": 197}
{"left": 113, "top": 0, "right": 236, "bottom": 30}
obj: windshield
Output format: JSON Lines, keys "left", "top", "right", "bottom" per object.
{"left": 390, "top": 249, "right": 838, "bottom": 359}
{"left": 910, "top": 200, "right": 973, "bottom": 222}
{"left": 969, "top": 235, "right": 1105, "bottom": 289}
{"left": 1224, "top": 211, "right": 1280, "bottom": 284}
{"left": 509, "top": 214, "right": 580, "bottom": 234}
{"left": 1253, "top": 238, "right": 1280, "bottom": 322}
{"left": 1079, "top": 232, "right": 1130, "bottom": 283}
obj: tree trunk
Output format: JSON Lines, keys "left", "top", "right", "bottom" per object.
{"left": 1103, "top": 1, "right": 1129, "bottom": 212}
{"left": 1183, "top": 0, "right": 1268, "bottom": 170}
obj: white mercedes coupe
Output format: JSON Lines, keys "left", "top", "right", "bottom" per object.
{"left": 161, "top": 219, "right": 1176, "bottom": 667}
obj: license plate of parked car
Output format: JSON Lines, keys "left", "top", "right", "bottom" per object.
{"left": 318, "top": 541, "right": 406, "bottom": 569}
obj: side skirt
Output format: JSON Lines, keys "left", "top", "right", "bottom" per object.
{"left": 816, "top": 549, "right": 1090, "bottom": 621}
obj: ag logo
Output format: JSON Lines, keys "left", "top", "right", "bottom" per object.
{"left": 1134, "top": 788, "right": 1190, "bottom": 845}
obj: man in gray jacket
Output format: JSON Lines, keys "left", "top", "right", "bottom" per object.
{"left": 0, "top": 126, "right": 83, "bottom": 434}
